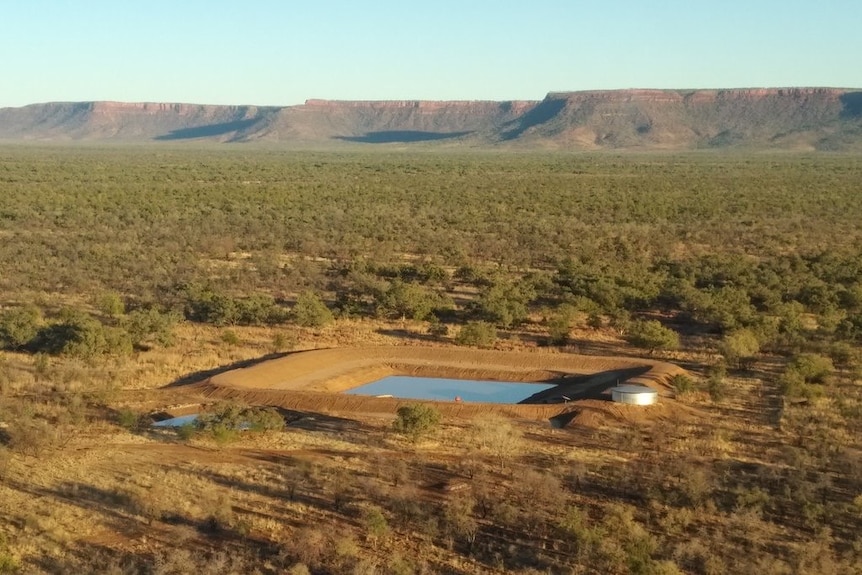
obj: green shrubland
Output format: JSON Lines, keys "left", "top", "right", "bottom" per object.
{"left": 0, "top": 148, "right": 861, "bottom": 574}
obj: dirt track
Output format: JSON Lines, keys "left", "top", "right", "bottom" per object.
{"left": 192, "top": 347, "right": 688, "bottom": 423}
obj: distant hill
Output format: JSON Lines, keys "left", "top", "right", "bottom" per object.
{"left": 1, "top": 88, "right": 861, "bottom": 150}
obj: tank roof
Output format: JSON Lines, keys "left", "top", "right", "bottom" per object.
{"left": 611, "top": 384, "right": 657, "bottom": 395}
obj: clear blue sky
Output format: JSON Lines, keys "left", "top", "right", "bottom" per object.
{"left": 1, "top": 0, "right": 860, "bottom": 107}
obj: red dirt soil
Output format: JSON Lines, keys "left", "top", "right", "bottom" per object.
{"left": 189, "top": 347, "right": 689, "bottom": 425}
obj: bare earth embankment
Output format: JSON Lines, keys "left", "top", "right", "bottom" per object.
{"left": 190, "top": 346, "right": 688, "bottom": 425}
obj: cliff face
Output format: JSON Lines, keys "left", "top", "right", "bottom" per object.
{"left": 0, "top": 101, "right": 275, "bottom": 141}
{"left": 505, "top": 88, "right": 857, "bottom": 149}
{"left": 256, "top": 99, "right": 535, "bottom": 143}
{"left": 1, "top": 89, "right": 860, "bottom": 150}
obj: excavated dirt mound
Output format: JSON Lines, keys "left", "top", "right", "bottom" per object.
{"left": 190, "top": 347, "right": 688, "bottom": 424}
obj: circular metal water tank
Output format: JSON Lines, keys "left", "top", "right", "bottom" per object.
{"left": 611, "top": 384, "right": 658, "bottom": 405}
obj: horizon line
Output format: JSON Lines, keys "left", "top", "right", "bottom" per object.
{"left": 3, "top": 86, "right": 860, "bottom": 110}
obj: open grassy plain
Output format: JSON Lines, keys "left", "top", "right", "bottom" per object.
{"left": 0, "top": 146, "right": 861, "bottom": 573}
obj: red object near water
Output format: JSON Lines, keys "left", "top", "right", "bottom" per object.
{"left": 454, "top": 396, "right": 462, "bottom": 402}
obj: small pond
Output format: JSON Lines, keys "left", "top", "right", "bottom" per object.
{"left": 152, "top": 414, "right": 199, "bottom": 428}
{"left": 345, "top": 375, "right": 555, "bottom": 404}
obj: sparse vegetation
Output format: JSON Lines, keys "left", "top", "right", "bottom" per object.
{"left": 0, "top": 148, "right": 861, "bottom": 573}
{"left": 196, "top": 402, "right": 284, "bottom": 438}
{"left": 116, "top": 408, "right": 143, "bottom": 431}
{"left": 471, "top": 415, "right": 523, "bottom": 471}
{"left": 669, "top": 373, "right": 697, "bottom": 396}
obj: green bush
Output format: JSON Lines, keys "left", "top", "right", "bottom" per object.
{"left": 176, "top": 423, "right": 197, "bottom": 441}
{"left": 719, "top": 328, "right": 760, "bottom": 367}
{"left": 827, "top": 342, "right": 857, "bottom": 369}
{"left": 0, "top": 551, "right": 20, "bottom": 574}
{"left": 0, "top": 305, "right": 42, "bottom": 350}
{"left": 122, "top": 307, "right": 180, "bottom": 348}
{"left": 209, "top": 424, "right": 240, "bottom": 446}
{"left": 236, "top": 294, "right": 289, "bottom": 325}
{"left": 183, "top": 286, "right": 240, "bottom": 325}
{"left": 393, "top": 404, "right": 441, "bottom": 441}
{"left": 779, "top": 368, "right": 825, "bottom": 400}
{"left": 31, "top": 310, "right": 132, "bottom": 359}
{"left": 789, "top": 353, "right": 834, "bottom": 384}
{"left": 292, "top": 291, "right": 333, "bottom": 328}
{"left": 97, "top": 291, "right": 125, "bottom": 319}
{"left": 183, "top": 286, "right": 287, "bottom": 326}
{"left": 244, "top": 407, "right": 285, "bottom": 432}
{"left": 116, "top": 409, "right": 142, "bottom": 431}
{"left": 669, "top": 374, "right": 697, "bottom": 395}
{"left": 625, "top": 319, "right": 680, "bottom": 353}
{"left": 427, "top": 317, "right": 449, "bottom": 338}
{"left": 6, "top": 417, "right": 58, "bottom": 456}
{"left": 547, "top": 304, "right": 578, "bottom": 345}
{"left": 363, "top": 506, "right": 390, "bottom": 547}
{"left": 220, "top": 330, "right": 241, "bottom": 346}
{"left": 475, "top": 280, "right": 535, "bottom": 328}
{"left": 379, "top": 279, "right": 445, "bottom": 321}
{"left": 456, "top": 321, "right": 497, "bottom": 348}
{"left": 102, "top": 326, "right": 134, "bottom": 356}
{"left": 196, "top": 402, "right": 284, "bottom": 440}
{"left": 270, "top": 332, "right": 297, "bottom": 353}
{"left": 706, "top": 364, "right": 728, "bottom": 402}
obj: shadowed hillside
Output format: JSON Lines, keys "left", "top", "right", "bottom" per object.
{"left": 0, "top": 102, "right": 276, "bottom": 142}
{"left": 1, "top": 88, "right": 861, "bottom": 149}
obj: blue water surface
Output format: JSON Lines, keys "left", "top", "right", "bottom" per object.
{"left": 345, "top": 375, "right": 555, "bottom": 404}
{"left": 152, "top": 414, "right": 199, "bottom": 428}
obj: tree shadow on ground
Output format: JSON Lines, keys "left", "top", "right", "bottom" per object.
{"left": 279, "top": 408, "right": 364, "bottom": 433}
{"left": 187, "top": 461, "right": 364, "bottom": 531}
{"left": 500, "top": 97, "right": 567, "bottom": 140}
{"left": 375, "top": 327, "right": 442, "bottom": 343}
{"left": 138, "top": 407, "right": 373, "bottom": 452}
{"left": 154, "top": 118, "right": 261, "bottom": 141}
{"left": 166, "top": 350, "right": 300, "bottom": 387}
{"left": 29, "top": 520, "right": 274, "bottom": 574}
{"left": 333, "top": 130, "right": 472, "bottom": 143}
{"left": 840, "top": 91, "right": 862, "bottom": 119}
{"left": 523, "top": 366, "right": 654, "bottom": 405}
{"left": 32, "top": 541, "right": 150, "bottom": 575}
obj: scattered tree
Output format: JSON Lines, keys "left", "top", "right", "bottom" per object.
{"left": 547, "top": 304, "right": 578, "bottom": 345}
{"left": 719, "top": 328, "right": 760, "bottom": 368}
{"left": 789, "top": 353, "right": 834, "bottom": 384}
{"left": 476, "top": 280, "right": 535, "bottom": 328}
{"left": 669, "top": 373, "right": 697, "bottom": 396}
{"left": 97, "top": 291, "right": 125, "bottom": 320}
{"left": 363, "top": 506, "right": 390, "bottom": 548}
{"left": 0, "top": 305, "right": 42, "bottom": 350}
{"left": 123, "top": 307, "right": 179, "bottom": 348}
{"left": 292, "top": 291, "right": 333, "bottom": 328}
{"left": 379, "top": 279, "right": 444, "bottom": 321}
{"left": 393, "top": 404, "right": 441, "bottom": 442}
{"left": 456, "top": 321, "right": 497, "bottom": 348}
{"left": 31, "top": 309, "right": 132, "bottom": 358}
{"left": 626, "top": 319, "right": 680, "bottom": 353}
{"left": 471, "top": 415, "right": 522, "bottom": 471}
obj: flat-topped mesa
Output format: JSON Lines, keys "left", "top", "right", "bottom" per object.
{"left": 88, "top": 101, "right": 265, "bottom": 116}
{"left": 710, "top": 87, "right": 849, "bottom": 97}
{"left": 545, "top": 89, "right": 686, "bottom": 103}
{"left": 2, "top": 87, "right": 860, "bottom": 148}
{"left": 545, "top": 87, "right": 851, "bottom": 104}
{"left": 690, "top": 87, "right": 849, "bottom": 104}
{"left": 303, "top": 99, "right": 537, "bottom": 112}
{"left": 91, "top": 101, "right": 187, "bottom": 113}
